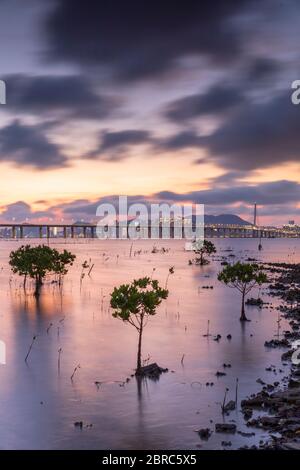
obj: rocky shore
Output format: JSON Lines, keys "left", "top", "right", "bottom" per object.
{"left": 239, "top": 262, "right": 300, "bottom": 450}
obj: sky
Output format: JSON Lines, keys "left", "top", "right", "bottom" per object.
{"left": 0, "top": 0, "right": 299, "bottom": 225}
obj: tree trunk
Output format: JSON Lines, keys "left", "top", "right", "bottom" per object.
{"left": 136, "top": 318, "right": 144, "bottom": 374}
{"left": 34, "top": 275, "right": 43, "bottom": 297}
{"left": 240, "top": 290, "right": 248, "bottom": 321}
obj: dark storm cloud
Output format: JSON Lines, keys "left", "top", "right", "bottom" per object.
{"left": 201, "top": 91, "right": 300, "bottom": 170}
{"left": 0, "top": 120, "right": 67, "bottom": 169}
{"left": 246, "top": 58, "right": 280, "bottom": 83}
{"left": 44, "top": 0, "right": 253, "bottom": 81}
{"left": 155, "top": 180, "right": 300, "bottom": 206}
{"left": 86, "top": 130, "right": 152, "bottom": 160}
{"left": 158, "top": 90, "right": 300, "bottom": 171}
{"left": 50, "top": 180, "right": 300, "bottom": 220}
{"left": 157, "top": 131, "right": 202, "bottom": 151}
{"left": 0, "top": 201, "right": 52, "bottom": 221}
{"left": 2, "top": 74, "right": 120, "bottom": 120}
{"left": 164, "top": 85, "right": 246, "bottom": 122}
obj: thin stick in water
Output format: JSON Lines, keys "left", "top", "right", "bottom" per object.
{"left": 235, "top": 378, "right": 239, "bottom": 406}
{"left": 58, "top": 348, "right": 62, "bottom": 372}
{"left": 25, "top": 335, "right": 37, "bottom": 362}
{"left": 71, "top": 364, "right": 81, "bottom": 381}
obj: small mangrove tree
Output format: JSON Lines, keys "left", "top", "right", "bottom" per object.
{"left": 110, "top": 277, "right": 168, "bottom": 374}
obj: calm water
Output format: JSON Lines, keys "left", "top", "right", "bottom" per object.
{"left": 0, "top": 238, "right": 299, "bottom": 450}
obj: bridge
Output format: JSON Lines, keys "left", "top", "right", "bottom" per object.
{"left": 0, "top": 223, "right": 297, "bottom": 239}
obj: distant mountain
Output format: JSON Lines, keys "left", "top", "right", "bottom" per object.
{"left": 189, "top": 214, "right": 251, "bottom": 226}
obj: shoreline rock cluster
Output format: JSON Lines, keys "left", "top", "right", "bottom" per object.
{"left": 240, "top": 262, "right": 300, "bottom": 450}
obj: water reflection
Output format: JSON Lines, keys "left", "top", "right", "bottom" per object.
{"left": 0, "top": 238, "right": 298, "bottom": 449}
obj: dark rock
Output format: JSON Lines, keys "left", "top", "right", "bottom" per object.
{"left": 197, "top": 428, "right": 212, "bottom": 440}
{"left": 246, "top": 297, "right": 264, "bottom": 307}
{"left": 215, "top": 423, "right": 237, "bottom": 433}
{"left": 238, "top": 431, "right": 256, "bottom": 437}
{"left": 224, "top": 400, "right": 236, "bottom": 412}
{"left": 136, "top": 363, "right": 168, "bottom": 378}
{"left": 264, "top": 339, "right": 290, "bottom": 348}
{"left": 221, "top": 441, "right": 232, "bottom": 446}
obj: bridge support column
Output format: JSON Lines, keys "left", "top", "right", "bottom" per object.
{"left": 71, "top": 226, "right": 74, "bottom": 238}
{"left": 39, "top": 226, "right": 43, "bottom": 238}
{"left": 63, "top": 226, "right": 67, "bottom": 238}
{"left": 12, "top": 226, "right": 16, "bottom": 239}
{"left": 47, "top": 226, "right": 50, "bottom": 239}
{"left": 83, "top": 226, "right": 87, "bottom": 238}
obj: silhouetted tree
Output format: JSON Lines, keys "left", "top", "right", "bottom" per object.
{"left": 218, "top": 262, "right": 267, "bottom": 321}
{"left": 9, "top": 245, "right": 75, "bottom": 296}
{"left": 110, "top": 277, "right": 168, "bottom": 374}
{"left": 191, "top": 240, "right": 216, "bottom": 265}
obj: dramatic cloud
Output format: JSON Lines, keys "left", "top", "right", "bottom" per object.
{"left": 155, "top": 180, "right": 300, "bottom": 206}
{"left": 157, "top": 131, "right": 203, "bottom": 152}
{"left": 164, "top": 84, "right": 246, "bottom": 122}
{"left": 0, "top": 120, "right": 67, "bottom": 169}
{"left": 45, "top": 0, "right": 253, "bottom": 81}
{"left": 3, "top": 74, "right": 120, "bottom": 120}
{"left": 52, "top": 180, "right": 300, "bottom": 221}
{"left": 158, "top": 90, "right": 300, "bottom": 171}
{"left": 1, "top": 179, "right": 298, "bottom": 223}
{"left": 86, "top": 129, "right": 152, "bottom": 160}
{"left": 0, "top": 201, "right": 53, "bottom": 222}
{"left": 246, "top": 58, "right": 280, "bottom": 83}
{"left": 201, "top": 91, "right": 300, "bottom": 170}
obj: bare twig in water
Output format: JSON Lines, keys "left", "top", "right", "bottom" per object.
{"left": 165, "top": 266, "right": 174, "bottom": 289}
{"left": 181, "top": 354, "right": 185, "bottom": 365}
{"left": 221, "top": 387, "right": 229, "bottom": 414}
{"left": 129, "top": 243, "right": 133, "bottom": 258}
{"left": 58, "top": 348, "right": 62, "bottom": 372}
{"left": 25, "top": 335, "right": 37, "bottom": 362}
{"left": 235, "top": 378, "right": 239, "bottom": 406}
{"left": 150, "top": 267, "right": 156, "bottom": 280}
{"left": 47, "top": 323, "right": 53, "bottom": 334}
{"left": 71, "top": 364, "right": 81, "bottom": 381}
{"left": 203, "top": 320, "right": 211, "bottom": 337}
{"left": 88, "top": 264, "right": 94, "bottom": 276}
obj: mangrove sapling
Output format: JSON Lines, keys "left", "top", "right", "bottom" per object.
{"left": 110, "top": 277, "right": 168, "bottom": 375}
{"left": 25, "top": 335, "right": 37, "bottom": 362}
{"left": 9, "top": 245, "right": 75, "bottom": 297}
{"left": 190, "top": 240, "right": 217, "bottom": 266}
{"left": 218, "top": 262, "right": 268, "bottom": 321}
